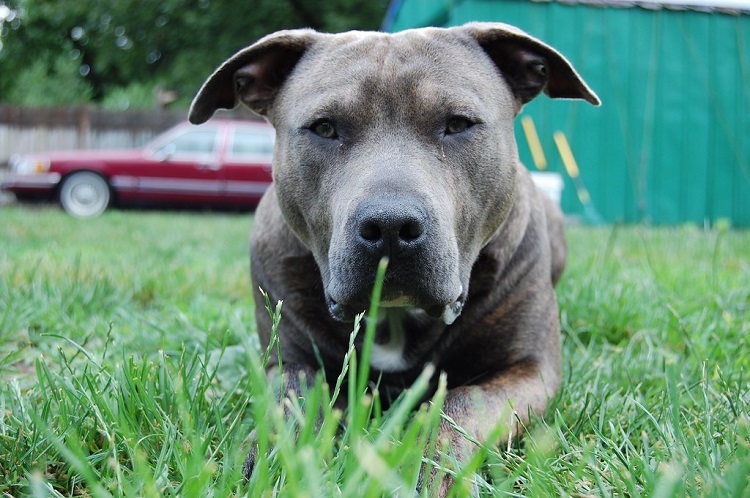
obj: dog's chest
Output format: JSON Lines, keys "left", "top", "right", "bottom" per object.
{"left": 370, "top": 311, "right": 410, "bottom": 372}
{"left": 368, "top": 309, "right": 444, "bottom": 373}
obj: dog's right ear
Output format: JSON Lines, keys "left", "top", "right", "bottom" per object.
{"left": 189, "top": 29, "right": 318, "bottom": 124}
{"left": 462, "top": 22, "right": 600, "bottom": 112}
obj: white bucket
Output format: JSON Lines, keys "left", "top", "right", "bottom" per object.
{"left": 530, "top": 172, "right": 564, "bottom": 205}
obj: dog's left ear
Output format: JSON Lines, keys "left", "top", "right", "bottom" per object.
{"left": 463, "top": 22, "right": 601, "bottom": 110}
{"left": 189, "top": 29, "right": 318, "bottom": 124}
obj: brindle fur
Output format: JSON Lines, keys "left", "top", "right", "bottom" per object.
{"left": 190, "top": 22, "right": 599, "bottom": 495}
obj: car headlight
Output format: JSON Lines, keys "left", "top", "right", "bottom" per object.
{"left": 9, "top": 154, "right": 50, "bottom": 174}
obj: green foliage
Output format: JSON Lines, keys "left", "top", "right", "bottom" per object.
{"left": 0, "top": 207, "right": 749, "bottom": 496}
{"left": 0, "top": 0, "right": 389, "bottom": 108}
{"left": 100, "top": 82, "right": 157, "bottom": 110}
{"left": 5, "top": 54, "right": 93, "bottom": 106}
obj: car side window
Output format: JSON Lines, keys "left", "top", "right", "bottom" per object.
{"left": 156, "top": 129, "right": 219, "bottom": 158}
{"left": 229, "top": 129, "right": 275, "bottom": 159}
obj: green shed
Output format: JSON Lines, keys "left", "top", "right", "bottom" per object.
{"left": 384, "top": 0, "right": 750, "bottom": 226}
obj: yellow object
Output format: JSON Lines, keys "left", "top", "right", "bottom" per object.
{"left": 521, "top": 116, "right": 547, "bottom": 170}
{"left": 553, "top": 131, "right": 580, "bottom": 178}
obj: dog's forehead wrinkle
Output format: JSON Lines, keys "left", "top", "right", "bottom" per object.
{"left": 291, "top": 31, "right": 505, "bottom": 125}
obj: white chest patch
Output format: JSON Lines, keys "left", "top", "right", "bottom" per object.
{"left": 369, "top": 311, "right": 410, "bottom": 372}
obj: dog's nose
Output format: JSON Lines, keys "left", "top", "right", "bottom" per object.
{"left": 355, "top": 201, "right": 427, "bottom": 257}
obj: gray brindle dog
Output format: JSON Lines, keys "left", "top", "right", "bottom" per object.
{"left": 190, "top": 22, "right": 599, "bottom": 493}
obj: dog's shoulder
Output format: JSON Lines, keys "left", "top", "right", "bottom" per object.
{"left": 473, "top": 166, "right": 563, "bottom": 294}
{"left": 251, "top": 185, "right": 309, "bottom": 259}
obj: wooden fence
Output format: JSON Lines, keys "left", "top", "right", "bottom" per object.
{"left": 0, "top": 105, "right": 259, "bottom": 168}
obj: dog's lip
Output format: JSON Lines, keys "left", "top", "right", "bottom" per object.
{"left": 326, "top": 289, "right": 465, "bottom": 325}
{"left": 327, "top": 295, "right": 358, "bottom": 322}
{"left": 423, "top": 293, "right": 465, "bottom": 325}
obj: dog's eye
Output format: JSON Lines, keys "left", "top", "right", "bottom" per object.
{"left": 312, "top": 120, "right": 338, "bottom": 139}
{"left": 446, "top": 116, "right": 472, "bottom": 135}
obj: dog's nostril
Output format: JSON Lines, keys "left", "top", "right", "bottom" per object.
{"left": 359, "top": 221, "right": 382, "bottom": 242}
{"left": 399, "top": 221, "right": 423, "bottom": 242}
{"left": 360, "top": 219, "right": 423, "bottom": 244}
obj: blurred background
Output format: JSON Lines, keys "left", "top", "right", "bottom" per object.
{"left": 1, "top": 0, "right": 748, "bottom": 226}
{"left": 385, "top": 0, "right": 750, "bottom": 226}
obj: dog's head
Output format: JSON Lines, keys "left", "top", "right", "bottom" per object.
{"left": 190, "top": 23, "right": 599, "bottom": 324}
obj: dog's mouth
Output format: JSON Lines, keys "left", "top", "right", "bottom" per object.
{"left": 326, "top": 290, "right": 465, "bottom": 325}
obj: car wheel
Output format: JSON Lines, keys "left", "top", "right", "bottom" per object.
{"left": 59, "top": 171, "right": 111, "bottom": 218}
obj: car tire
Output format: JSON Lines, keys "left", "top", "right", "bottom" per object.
{"left": 59, "top": 171, "right": 111, "bottom": 218}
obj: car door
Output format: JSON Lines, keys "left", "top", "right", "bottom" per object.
{"left": 135, "top": 125, "right": 225, "bottom": 204}
{"left": 220, "top": 123, "right": 275, "bottom": 207}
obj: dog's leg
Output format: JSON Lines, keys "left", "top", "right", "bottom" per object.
{"left": 243, "top": 362, "right": 319, "bottom": 480}
{"left": 442, "top": 360, "right": 555, "bottom": 449}
{"left": 430, "top": 360, "right": 558, "bottom": 496}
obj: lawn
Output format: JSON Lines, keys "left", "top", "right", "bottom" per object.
{"left": 0, "top": 206, "right": 748, "bottom": 497}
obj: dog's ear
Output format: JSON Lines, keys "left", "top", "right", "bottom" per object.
{"left": 463, "top": 22, "right": 600, "bottom": 110}
{"left": 189, "top": 29, "right": 318, "bottom": 124}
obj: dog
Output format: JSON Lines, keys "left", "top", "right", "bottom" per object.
{"left": 189, "top": 22, "right": 599, "bottom": 493}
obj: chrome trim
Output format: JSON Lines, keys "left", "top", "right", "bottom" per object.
{"left": 141, "top": 178, "right": 222, "bottom": 194}
{"left": 110, "top": 176, "right": 269, "bottom": 196}
{"left": 0, "top": 172, "right": 61, "bottom": 188}
{"left": 225, "top": 181, "right": 270, "bottom": 195}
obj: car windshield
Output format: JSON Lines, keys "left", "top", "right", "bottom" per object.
{"left": 229, "top": 128, "right": 275, "bottom": 158}
{"left": 152, "top": 128, "right": 219, "bottom": 158}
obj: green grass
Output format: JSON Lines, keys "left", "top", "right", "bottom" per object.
{"left": 0, "top": 205, "right": 748, "bottom": 497}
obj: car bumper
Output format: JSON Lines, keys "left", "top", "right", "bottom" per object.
{"left": 1, "top": 172, "right": 62, "bottom": 193}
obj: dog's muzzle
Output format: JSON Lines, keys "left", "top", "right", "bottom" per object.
{"left": 325, "top": 198, "right": 465, "bottom": 325}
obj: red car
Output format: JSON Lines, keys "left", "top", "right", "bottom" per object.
{"left": 1, "top": 120, "right": 275, "bottom": 217}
